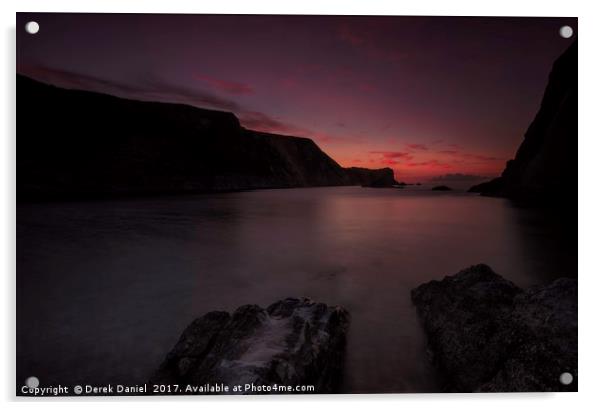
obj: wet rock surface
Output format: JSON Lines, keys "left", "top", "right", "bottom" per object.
{"left": 150, "top": 298, "right": 350, "bottom": 394}
{"left": 411, "top": 264, "right": 577, "bottom": 392}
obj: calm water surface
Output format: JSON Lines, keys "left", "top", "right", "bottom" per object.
{"left": 17, "top": 187, "right": 575, "bottom": 393}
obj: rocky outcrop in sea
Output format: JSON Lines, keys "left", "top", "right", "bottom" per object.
{"left": 150, "top": 298, "right": 350, "bottom": 394}
{"left": 411, "top": 264, "right": 577, "bottom": 392}
{"left": 345, "top": 167, "right": 397, "bottom": 187}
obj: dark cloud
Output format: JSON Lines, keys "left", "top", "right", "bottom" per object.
{"left": 18, "top": 64, "right": 243, "bottom": 112}
{"left": 336, "top": 22, "right": 407, "bottom": 63}
{"left": 337, "top": 23, "right": 367, "bottom": 47}
{"left": 370, "top": 151, "right": 413, "bottom": 159}
{"left": 437, "top": 148, "right": 504, "bottom": 162}
{"left": 238, "top": 111, "right": 312, "bottom": 136}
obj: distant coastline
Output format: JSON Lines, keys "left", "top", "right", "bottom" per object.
{"left": 18, "top": 75, "right": 397, "bottom": 201}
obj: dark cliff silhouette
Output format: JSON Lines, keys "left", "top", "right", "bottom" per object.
{"left": 18, "top": 75, "right": 396, "bottom": 200}
{"left": 469, "top": 41, "right": 577, "bottom": 205}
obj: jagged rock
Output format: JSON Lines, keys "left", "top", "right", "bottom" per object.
{"left": 431, "top": 185, "right": 452, "bottom": 191}
{"left": 150, "top": 298, "right": 350, "bottom": 394}
{"left": 18, "top": 75, "right": 390, "bottom": 200}
{"left": 469, "top": 41, "right": 577, "bottom": 204}
{"left": 411, "top": 264, "right": 577, "bottom": 392}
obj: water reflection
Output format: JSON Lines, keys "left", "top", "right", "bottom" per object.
{"left": 17, "top": 187, "right": 574, "bottom": 392}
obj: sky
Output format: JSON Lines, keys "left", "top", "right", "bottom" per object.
{"left": 16, "top": 13, "right": 577, "bottom": 182}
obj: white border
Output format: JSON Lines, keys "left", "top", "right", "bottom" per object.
{"left": 3, "top": 1, "right": 601, "bottom": 409}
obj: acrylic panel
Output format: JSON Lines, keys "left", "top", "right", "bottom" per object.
{"left": 16, "top": 13, "right": 577, "bottom": 396}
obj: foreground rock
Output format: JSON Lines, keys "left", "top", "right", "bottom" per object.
{"left": 150, "top": 298, "right": 350, "bottom": 394}
{"left": 411, "top": 264, "right": 577, "bottom": 392}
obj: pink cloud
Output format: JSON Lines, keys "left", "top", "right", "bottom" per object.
{"left": 369, "top": 151, "right": 415, "bottom": 166}
{"left": 370, "top": 151, "right": 414, "bottom": 160}
{"left": 406, "top": 160, "right": 452, "bottom": 169}
{"left": 195, "top": 73, "right": 254, "bottom": 95}
{"left": 407, "top": 143, "right": 428, "bottom": 151}
{"left": 382, "top": 159, "right": 400, "bottom": 165}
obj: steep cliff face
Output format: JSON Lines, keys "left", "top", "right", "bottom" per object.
{"left": 469, "top": 41, "right": 577, "bottom": 203}
{"left": 18, "top": 75, "right": 394, "bottom": 200}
